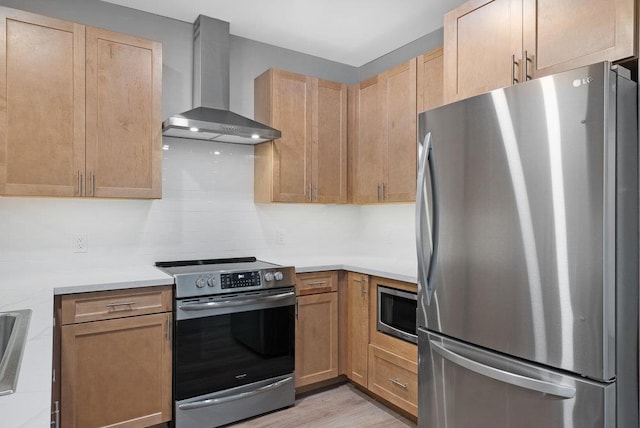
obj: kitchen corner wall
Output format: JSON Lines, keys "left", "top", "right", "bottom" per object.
{"left": 0, "top": 0, "right": 426, "bottom": 269}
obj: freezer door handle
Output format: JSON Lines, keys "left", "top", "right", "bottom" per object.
{"left": 416, "top": 132, "right": 440, "bottom": 305}
{"left": 430, "top": 341, "right": 576, "bottom": 399}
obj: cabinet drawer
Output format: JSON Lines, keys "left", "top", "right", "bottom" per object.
{"left": 296, "top": 271, "right": 338, "bottom": 295}
{"left": 61, "top": 286, "right": 172, "bottom": 325}
{"left": 368, "top": 344, "right": 418, "bottom": 416}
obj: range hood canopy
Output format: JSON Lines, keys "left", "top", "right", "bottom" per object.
{"left": 162, "top": 15, "right": 280, "bottom": 144}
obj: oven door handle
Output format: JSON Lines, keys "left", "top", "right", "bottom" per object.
{"left": 177, "top": 376, "right": 293, "bottom": 410}
{"left": 178, "top": 291, "right": 295, "bottom": 311}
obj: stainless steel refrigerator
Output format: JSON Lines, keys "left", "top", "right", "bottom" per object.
{"left": 416, "top": 62, "right": 638, "bottom": 427}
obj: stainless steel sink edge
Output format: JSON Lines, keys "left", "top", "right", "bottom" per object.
{"left": 0, "top": 309, "right": 32, "bottom": 396}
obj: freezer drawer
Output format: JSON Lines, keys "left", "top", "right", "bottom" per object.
{"left": 418, "top": 330, "right": 615, "bottom": 428}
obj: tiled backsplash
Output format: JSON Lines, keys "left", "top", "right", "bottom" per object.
{"left": 0, "top": 138, "right": 415, "bottom": 267}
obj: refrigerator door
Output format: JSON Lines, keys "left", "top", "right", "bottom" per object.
{"left": 416, "top": 63, "right": 637, "bottom": 382}
{"left": 418, "top": 329, "right": 615, "bottom": 428}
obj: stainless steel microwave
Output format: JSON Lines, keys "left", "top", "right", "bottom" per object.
{"left": 377, "top": 285, "right": 417, "bottom": 344}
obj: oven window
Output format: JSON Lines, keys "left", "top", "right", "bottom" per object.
{"left": 380, "top": 289, "right": 416, "bottom": 336}
{"left": 174, "top": 305, "right": 294, "bottom": 400}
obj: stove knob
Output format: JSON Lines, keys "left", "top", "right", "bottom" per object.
{"left": 207, "top": 276, "right": 215, "bottom": 287}
{"left": 195, "top": 278, "right": 205, "bottom": 288}
{"left": 274, "top": 271, "right": 284, "bottom": 281}
{"left": 264, "top": 272, "right": 275, "bottom": 282}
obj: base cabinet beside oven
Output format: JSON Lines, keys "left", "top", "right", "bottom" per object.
{"left": 54, "top": 286, "right": 172, "bottom": 428}
{"left": 295, "top": 271, "right": 339, "bottom": 388}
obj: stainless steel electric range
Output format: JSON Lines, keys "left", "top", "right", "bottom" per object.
{"left": 156, "top": 257, "right": 296, "bottom": 428}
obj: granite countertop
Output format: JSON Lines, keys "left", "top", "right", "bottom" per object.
{"left": 0, "top": 256, "right": 416, "bottom": 427}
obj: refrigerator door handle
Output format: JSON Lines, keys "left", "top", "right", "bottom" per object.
{"left": 430, "top": 341, "right": 576, "bottom": 399}
{"left": 416, "top": 132, "right": 440, "bottom": 305}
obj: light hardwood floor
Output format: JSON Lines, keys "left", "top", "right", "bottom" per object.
{"left": 229, "top": 383, "right": 417, "bottom": 427}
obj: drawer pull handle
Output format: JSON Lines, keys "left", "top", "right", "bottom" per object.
{"left": 307, "top": 281, "right": 327, "bottom": 286}
{"left": 105, "top": 301, "right": 136, "bottom": 310}
{"left": 390, "top": 378, "right": 408, "bottom": 389}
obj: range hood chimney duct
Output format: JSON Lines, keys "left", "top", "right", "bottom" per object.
{"left": 162, "top": 15, "right": 280, "bottom": 144}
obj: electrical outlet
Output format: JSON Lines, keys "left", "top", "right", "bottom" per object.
{"left": 72, "top": 233, "right": 88, "bottom": 253}
{"left": 276, "top": 230, "right": 286, "bottom": 245}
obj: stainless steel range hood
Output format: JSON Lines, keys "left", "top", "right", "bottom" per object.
{"left": 162, "top": 15, "right": 280, "bottom": 144}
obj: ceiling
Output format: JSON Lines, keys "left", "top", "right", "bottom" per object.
{"left": 101, "top": 0, "right": 466, "bottom": 66}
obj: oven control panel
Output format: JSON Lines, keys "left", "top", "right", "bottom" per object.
{"left": 220, "top": 271, "right": 261, "bottom": 289}
{"left": 168, "top": 263, "right": 297, "bottom": 298}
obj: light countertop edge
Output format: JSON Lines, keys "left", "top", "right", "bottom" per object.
{"left": 294, "top": 264, "right": 417, "bottom": 284}
{"left": 53, "top": 276, "right": 174, "bottom": 295}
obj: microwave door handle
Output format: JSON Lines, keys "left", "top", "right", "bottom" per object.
{"left": 179, "top": 291, "right": 295, "bottom": 311}
{"left": 178, "top": 376, "right": 293, "bottom": 410}
{"left": 416, "top": 132, "right": 439, "bottom": 305}
{"left": 430, "top": 341, "right": 576, "bottom": 399}
{"left": 379, "top": 321, "right": 417, "bottom": 343}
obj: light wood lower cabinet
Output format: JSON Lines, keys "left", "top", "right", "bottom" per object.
{"left": 346, "top": 272, "right": 369, "bottom": 387}
{"left": 368, "top": 345, "right": 418, "bottom": 416}
{"left": 58, "top": 287, "right": 172, "bottom": 428}
{"left": 295, "top": 271, "right": 339, "bottom": 388}
{"left": 295, "top": 292, "right": 339, "bottom": 387}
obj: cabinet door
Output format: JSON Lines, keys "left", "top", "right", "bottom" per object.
{"left": 270, "top": 70, "right": 313, "bottom": 202}
{"left": 443, "top": 0, "right": 523, "bottom": 103}
{"left": 85, "top": 26, "right": 162, "bottom": 199}
{"left": 417, "top": 47, "right": 444, "bottom": 113}
{"left": 313, "top": 78, "right": 347, "bottom": 203}
{"left": 383, "top": 58, "right": 416, "bottom": 202}
{"left": 352, "top": 76, "right": 385, "bottom": 204}
{"left": 522, "top": 0, "right": 635, "bottom": 78}
{"left": 0, "top": 8, "right": 85, "bottom": 196}
{"left": 61, "top": 312, "right": 172, "bottom": 427}
{"left": 295, "top": 292, "right": 339, "bottom": 387}
{"left": 368, "top": 345, "right": 418, "bottom": 416}
{"left": 347, "top": 272, "right": 369, "bottom": 387}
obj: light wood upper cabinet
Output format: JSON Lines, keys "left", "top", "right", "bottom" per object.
{"left": 444, "top": 0, "right": 636, "bottom": 103}
{"left": 0, "top": 6, "right": 162, "bottom": 198}
{"left": 384, "top": 60, "right": 417, "bottom": 202}
{"left": 0, "top": 8, "right": 85, "bottom": 196}
{"left": 350, "top": 59, "right": 417, "bottom": 204}
{"left": 522, "top": 0, "right": 635, "bottom": 78}
{"left": 417, "top": 47, "right": 444, "bottom": 113}
{"left": 346, "top": 272, "right": 369, "bottom": 387}
{"left": 314, "top": 78, "right": 348, "bottom": 203}
{"left": 444, "top": 0, "right": 523, "bottom": 103}
{"left": 255, "top": 69, "right": 347, "bottom": 204}
{"left": 86, "top": 27, "right": 162, "bottom": 198}
{"left": 349, "top": 77, "right": 384, "bottom": 204}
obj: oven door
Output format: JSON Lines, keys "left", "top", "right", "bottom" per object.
{"left": 174, "top": 287, "right": 295, "bottom": 401}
